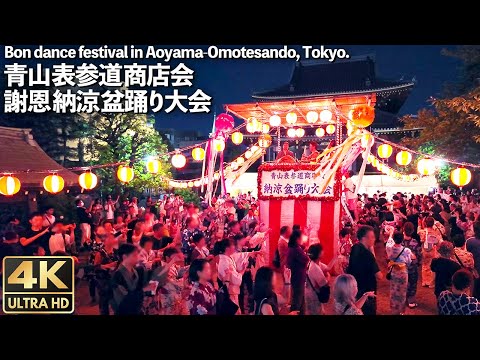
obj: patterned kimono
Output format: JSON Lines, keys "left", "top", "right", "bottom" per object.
{"left": 187, "top": 281, "right": 217, "bottom": 315}
{"left": 386, "top": 244, "right": 412, "bottom": 314}
{"left": 403, "top": 236, "right": 422, "bottom": 304}
{"left": 159, "top": 264, "right": 188, "bottom": 315}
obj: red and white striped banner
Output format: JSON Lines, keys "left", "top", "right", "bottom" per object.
{"left": 259, "top": 199, "right": 340, "bottom": 264}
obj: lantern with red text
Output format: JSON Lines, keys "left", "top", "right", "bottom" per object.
{"left": 377, "top": 144, "right": 393, "bottom": 159}
{"left": 0, "top": 175, "right": 21, "bottom": 196}
{"left": 451, "top": 167, "right": 472, "bottom": 188}
{"left": 396, "top": 151, "right": 412, "bottom": 166}
{"left": 43, "top": 174, "right": 65, "bottom": 194}
{"left": 79, "top": 171, "right": 98, "bottom": 190}
{"left": 417, "top": 158, "right": 435, "bottom": 176}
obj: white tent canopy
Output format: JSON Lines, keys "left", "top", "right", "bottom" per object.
{"left": 351, "top": 175, "right": 438, "bottom": 197}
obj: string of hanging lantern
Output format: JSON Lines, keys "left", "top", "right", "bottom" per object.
{"left": 366, "top": 133, "right": 475, "bottom": 188}
{"left": 373, "top": 135, "right": 480, "bottom": 169}
{"left": 0, "top": 120, "right": 255, "bottom": 196}
{"left": 166, "top": 142, "right": 264, "bottom": 189}
{"left": 366, "top": 153, "right": 420, "bottom": 182}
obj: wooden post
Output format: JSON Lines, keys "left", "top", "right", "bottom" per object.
{"left": 28, "top": 190, "right": 38, "bottom": 213}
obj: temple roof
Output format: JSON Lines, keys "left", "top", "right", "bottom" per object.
{"left": 252, "top": 56, "right": 414, "bottom": 114}
{"left": 0, "top": 126, "right": 79, "bottom": 188}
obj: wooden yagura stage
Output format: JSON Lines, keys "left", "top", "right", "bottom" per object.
{"left": 258, "top": 163, "right": 341, "bottom": 264}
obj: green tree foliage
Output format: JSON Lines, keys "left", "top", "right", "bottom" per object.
{"left": 400, "top": 46, "right": 480, "bottom": 187}
{"left": 174, "top": 188, "right": 201, "bottom": 206}
{"left": 87, "top": 113, "right": 171, "bottom": 195}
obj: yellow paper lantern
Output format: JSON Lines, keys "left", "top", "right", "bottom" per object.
{"left": 349, "top": 105, "right": 375, "bottom": 128}
{"left": 316, "top": 128, "right": 325, "bottom": 137}
{"left": 286, "top": 112, "right": 297, "bottom": 125}
{"left": 326, "top": 124, "right": 336, "bottom": 134}
{"left": 192, "top": 147, "right": 205, "bottom": 161}
{"left": 259, "top": 134, "right": 272, "bottom": 148}
{"left": 246, "top": 122, "right": 256, "bottom": 133}
{"left": 269, "top": 115, "right": 281, "bottom": 127}
{"left": 0, "top": 175, "right": 21, "bottom": 196}
{"left": 187, "top": 181, "right": 194, "bottom": 188}
{"left": 117, "top": 166, "right": 134, "bottom": 183}
{"left": 231, "top": 132, "right": 243, "bottom": 145}
{"left": 236, "top": 157, "right": 245, "bottom": 166}
{"left": 295, "top": 128, "right": 305, "bottom": 137}
{"left": 319, "top": 109, "right": 333, "bottom": 123}
{"left": 377, "top": 144, "right": 393, "bottom": 159}
{"left": 146, "top": 159, "right": 161, "bottom": 174}
{"left": 287, "top": 128, "right": 297, "bottom": 138}
{"left": 245, "top": 150, "right": 253, "bottom": 159}
{"left": 193, "top": 180, "right": 201, "bottom": 187}
{"left": 361, "top": 133, "right": 374, "bottom": 148}
{"left": 372, "top": 158, "right": 379, "bottom": 167}
{"left": 78, "top": 171, "right": 98, "bottom": 190}
{"left": 262, "top": 123, "right": 270, "bottom": 134}
{"left": 171, "top": 153, "right": 187, "bottom": 169}
{"left": 246, "top": 117, "right": 260, "bottom": 133}
{"left": 396, "top": 151, "right": 412, "bottom": 166}
{"left": 230, "top": 162, "right": 239, "bottom": 171}
{"left": 417, "top": 158, "right": 435, "bottom": 176}
{"left": 213, "top": 138, "right": 226, "bottom": 152}
{"left": 451, "top": 167, "right": 472, "bottom": 188}
{"left": 43, "top": 174, "right": 65, "bottom": 194}
{"left": 251, "top": 145, "right": 259, "bottom": 153}
{"left": 306, "top": 111, "right": 319, "bottom": 124}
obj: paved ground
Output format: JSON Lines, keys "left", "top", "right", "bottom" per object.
{"left": 76, "top": 241, "right": 438, "bottom": 315}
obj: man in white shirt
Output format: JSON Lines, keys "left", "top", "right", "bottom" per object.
{"left": 217, "top": 239, "right": 247, "bottom": 310}
{"left": 104, "top": 195, "right": 119, "bottom": 222}
{"left": 49, "top": 221, "right": 75, "bottom": 255}
{"left": 42, "top": 207, "right": 56, "bottom": 228}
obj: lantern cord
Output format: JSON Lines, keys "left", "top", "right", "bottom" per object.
{"left": 0, "top": 123, "right": 249, "bottom": 175}
{"left": 372, "top": 135, "right": 480, "bottom": 169}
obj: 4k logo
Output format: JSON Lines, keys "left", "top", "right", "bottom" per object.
{"left": 3, "top": 257, "right": 74, "bottom": 314}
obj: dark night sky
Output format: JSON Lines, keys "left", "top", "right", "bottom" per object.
{"left": 163, "top": 45, "right": 461, "bottom": 133}
{"left": 1, "top": 45, "right": 462, "bottom": 133}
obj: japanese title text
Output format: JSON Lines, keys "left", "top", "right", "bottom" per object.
{"left": 260, "top": 169, "right": 334, "bottom": 199}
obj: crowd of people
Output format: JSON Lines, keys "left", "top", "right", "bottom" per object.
{"left": 1, "top": 186, "right": 480, "bottom": 315}
{"left": 340, "top": 189, "right": 480, "bottom": 315}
